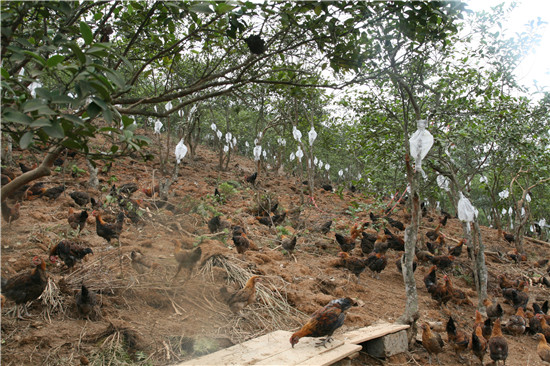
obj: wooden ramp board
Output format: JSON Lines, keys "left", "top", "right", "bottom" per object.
{"left": 179, "top": 330, "right": 360, "bottom": 366}
{"left": 336, "top": 322, "right": 409, "bottom": 345}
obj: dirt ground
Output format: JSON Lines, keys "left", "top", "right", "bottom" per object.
{"left": 1, "top": 129, "right": 549, "bottom": 365}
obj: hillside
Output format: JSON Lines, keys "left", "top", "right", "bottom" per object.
{"left": 1, "top": 130, "right": 549, "bottom": 366}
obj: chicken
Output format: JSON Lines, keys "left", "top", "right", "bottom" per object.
{"left": 448, "top": 239, "right": 465, "bottom": 257}
{"left": 335, "top": 233, "right": 356, "bottom": 253}
{"left": 538, "top": 315, "right": 550, "bottom": 342}
{"left": 424, "top": 265, "right": 452, "bottom": 306}
{"left": 220, "top": 275, "right": 261, "bottom": 314}
{"left": 498, "top": 274, "right": 524, "bottom": 290}
{"left": 369, "top": 212, "right": 380, "bottom": 223}
{"left": 70, "top": 191, "right": 92, "bottom": 206}
{"left": 42, "top": 185, "right": 65, "bottom": 199}
{"left": 395, "top": 254, "right": 417, "bottom": 274}
{"left": 1, "top": 256, "right": 47, "bottom": 319}
{"left": 19, "top": 162, "right": 37, "bottom": 173}
{"left": 140, "top": 184, "right": 159, "bottom": 197}
{"left": 207, "top": 215, "right": 230, "bottom": 233}
{"left": 290, "top": 297, "right": 353, "bottom": 348}
{"left": 232, "top": 225, "right": 246, "bottom": 236}
{"left": 503, "top": 231, "right": 515, "bottom": 243}
{"left": 245, "top": 172, "right": 257, "bottom": 185}
{"left": 483, "top": 298, "right": 503, "bottom": 321}
{"left": 232, "top": 232, "right": 250, "bottom": 259}
{"left": 365, "top": 252, "right": 387, "bottom": 279}
{"left": 482, "top": 318, "right": 493, "bottom": 340}
{"left": 1, "top": 173, "right": 12, "bottom": 186}
{"left": 68, "top": 207, "right": 88, "bottom": 233}
{"left": 75, "top": 283, "right": 98, "bottom": 320}
{"left": 529, "top": 304, "right": 545, "bottom": 334}
{"left": 446, "top": 316, "right": 469, "bottom": 360}
{"left": 416, "top": 250, "right": 435, "bottom": 263}
{"left": 321, "top": 184, "right": 333, "bottom": 192}
{"left": 337, "top": 252, "right": 367, "bottom": 283}
{"left": 173, "top": 244, "right": 202, "bottom": 279}
{"left": 117, "top": 183, "right": 139, "bottom": 195}
{"left": 504, "top": 307, "right": 526, "bottom": 336}
{"left": 383, "top": 228, "right": 404, "bottom": 251}
{"left": 426, "top": 222, "right": 442, "bottom": 241}
{"left": 488, "top": 318, "right": 508, "bottom": 365}
{"left": 420, "top": 322, "right": 444, "bottom": 364}
{"left": 440, "top": 215, "right": 449, "bottom": 227}
{"left": 430, "top": 255, "right": 455, "bottom": 271}
{"left": 92, "top": 211, "right": 124, "bottom": 243}
{"left": 386, "top": 216, "right": 405, "bottom": 231}
{"left": 426, "top": 241, "right": 440, "bottom": 255}
{"left": 471, "top": 325, "right": 488, "bottom": 365}
{"left": 1, "top": 200, "right": 20, "bottom": 225}
{"left": 317, "top": 220, "right": 332, "bottom": 234}
{"left": 23, "top": 182, "right": 46, "bottom": 200}
{"left": 507, "top": 286, "right": 529, "bottom": 311}
{"left": 373, "top": 234, "right": 389, "bottom": 254}
{"left": 49, "top": 240, "right": 93, "bottom": 270}
{"left": 256, "top": 211, "right": 286, "bottom": 227}
{"left": 282, "top": 236, "right": 297, "bottom": 255}
{"left": 536, "top": 333, "right": 550, "bottom": 362}
{"left": 444, "top": 275, "right": 473, "bottom": 306}
{"left": 130, "top": 250, "right": 158, "bottom": 274}
{"left": 506, "top": 248, "right": 527, "bottom": 263}
{"left": 360, "top": 232, "right": 377, "bottom": 255}
{"left": 534, "top": 259, "right": 549, "bottom": 268}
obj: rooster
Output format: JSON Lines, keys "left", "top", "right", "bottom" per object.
{"left": 92, "top": 211, "right": 124, "bottom": 243}
{"left": 290, "top": 297, "right": 353, "bottom": 348}
{"left": 49, "top": 240, "right": 93, "bottom": 270}
{"left": 220, "top": 276, "right": 261, "bottom": 314}
{"left": 68, "top": 208, "right": 88, "bottom": 234}
{"left": 173, "top": 244, "right": 202, "bottom": 280}
{"left": 75, "top": 283, "right": 98, "bottom": 320}
{"left": 1, "top": 256, "right": 47, "bottom": 319}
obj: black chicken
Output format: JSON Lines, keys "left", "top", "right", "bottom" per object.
{"left": 43, "top": 185, "right": 65, "bottom": 199}
{"left": 75, "top": 283, "right": 98, "bottom": 320}
{"left": 92, "top": 211, "right": 124, "bottom": 243}
{"left": 49, "top": 240, "right": 93, "bottom": 269}
{"left": 245, "top": 172, "right": 257, "bottom": 185}
{"left": 70, "top": 191, "right": 92, "bottom": 206}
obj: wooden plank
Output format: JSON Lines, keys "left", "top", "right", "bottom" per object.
{"left": 179, "top": 330, "right": 292, "bottom": 365}
{"left": 254, "top": 337, "right": 351, "bottom": 365}
{"left": 297, "top": 344, "right": 362, "bottom": 366}
{"left": 337, "top": 323, "right": 409, "bottom": 345}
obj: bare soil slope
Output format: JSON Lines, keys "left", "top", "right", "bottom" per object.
{"left": 1, "top": 130, "right": 549, "bottom": 365}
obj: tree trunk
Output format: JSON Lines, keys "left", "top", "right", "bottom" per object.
{"left": 1, "top": 135, "right": 13, "bottom": 165}
{"left": 473, "top": 221, "right": 488, "bottom": 309}
{"left": 86, "top": 158, "right": 99, "bottom": 189}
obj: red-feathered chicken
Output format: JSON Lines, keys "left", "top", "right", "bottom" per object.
{"left": 430, "top": 254, "right": 455, "bottom": 271}
{"left": 337, "top": 252, "right": 367, "bottom": 283}
{"left": 471, "top": 325, "right": 488, "bottom": 365}
{"left": 446, "top": 316, "right": 469, "bottom": 360}
{"left": 220, "top": 275, "right": 261, "bottom": 314}
{"left": 448, "top": 239, "right": 466, "bottom": 257}
{"left": 536, "top": 333, "right": 550, "bottom": 363}
{"left": 23, "top": 182, "right": 46, "bottom": 200}
{"left": 68, "top": 207, "right": 88, "bottom": 234}
{"left": 334, "top": 224, "right": 360, "bottom": 252}
{"left": 173, "top": 244, "right": 202, "bottom": 279}
{"left": 1, "top": 200, "right": 20, "bottom": 225}
{"left": 420, "top": 322, "right": 445, "bottom": 364}
{"left": 483, "top": 298, "right": 503, "bottom": 321}
{"left": 424, "top": 265, "right": 452, "bottom": 306}
{"left": 1, "top": 256, "right": 47, "bottom": 319}
{"left": 49, "top": 240, "right": 93, "bottom": 270}
{"left": 92, "top": 211, "right": 124, "bottom": 243}
{"left": 498, "top": 274, "right": 524, "bottom": 289}
{"left": 290, "top": 297, "right": 353, "bottom": 348}
{"left": 488, "top": 319, "right": 508, "bottom": 365}
{"left": 504, "top": 307, "right": 526, "bottom": 336}
{"left": 232, "top": 232, "right": 250, "bottom": 259}
{"left": 444, "top": 275, "right": 473, "bottom": 306}
{"left": 365, "top": 251, "right": 387, "bottom": 279}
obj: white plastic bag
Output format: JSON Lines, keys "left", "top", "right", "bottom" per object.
{"left": 409, "top": 119, "right": 433, "bottom": 179}
{"left": 457, "top": 192, "right": 476, "bottom": 223}
{"left": 436, "top": 175, "right": 450, "bottom": 191}
{"left": 253, "top": 146, "right": 262, "bottom": 161}
{"left": 175, "top": 139, "right": 188, "bottom": 163}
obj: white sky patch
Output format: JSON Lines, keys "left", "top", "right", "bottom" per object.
{"left": 467, "top": 0, "right": 550, "bottom": 92}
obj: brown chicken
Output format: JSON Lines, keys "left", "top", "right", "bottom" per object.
{"left": 444, "top": 275, "right": 473, "bottom": 306}
{"left": 424, "top": 265, "right": 452, "bottom": 306}
{"left": 130, "top": 250, "right": 158, "bottom": 274}
{"left": 503, "top": 231, "right": 515, "bottom": 243}
{"left": 360, "top": 231, "right": 377, "bottom": 255}
{"left": 426, "top": 222, "right": 442, "bottom": 241}
{"left": 220, "top": 275, "right": 261, "bottom": 314}
{"left": 68, "top": 207, "right": 88, "bottom": 233}
{"left": 256, "top": 211, "right": 286, "bottom": 227}
{"left": 471, "top": 325, "right": 488, "bottom": 365}
{"left": 19, "top": 162, "right": 37, "bottom": 173}
{"left": 49, "top": 240, "right": 93, "bottom": 270}
{"left": 1, "top": 200, "right": 20, "bottom": 225}
{"left": 42, "top": 185, "right": 65, "bottom": 200}
{"left": 92, "top": 211, "right": 124, "bottom": 243}
{"left": 316, "top": 220, "right": 332, "bottom": 235}
{"left": 173, "top": 244, "right": 202, "bottom": 280}
{"left": 75, "top": 283, "right": 98, "bottom": 320}
{"left": 504, "top": 307, "right": 526, "bottom": 336}
{"left": 282, "top": 236, "right": 297, "bottom": 255}
{"left": 416, "top": 250, "right": 434, "bottom": 263}
{"left": 207, "top": 215, "right": 231, "bottom": 233}
{"left": 245, "top": 172, "right": 257, "bottom": 185}
{"left": 23, "top": 182, "right": 46, "bottom": 200}
{"left": 334, "top": 228, "right": 358, "bottom": 253}
{"left": 69, "top": 191, "right": 93, "bottom": 206}
{"left": 446, "top": 316, "right": 469, "bottom": 360}
{"left": 1, "top": 256, "right": 48, "bottom": 319}
{"left": 290, "top": 297, "right": 353, "bottom": 348}
{"left": 373, "top": 234, "right": 389, "bottom": 254}
{"left": 488, "top": 318, "right": 508, "bottom": 365}
{"left": 232, "top": 232, "right": 250, "bottom": 259}
{"left": 420, "top": 322, "right": 444, "bottom": 364}
{"left": 448, "top": 239, "right": 465, "bottom": 257}
{"left": 483, "top": 298, "right": 503, "bottom": 320}
{"left": 506, "top": 248, "right": 527, "bottom": 263}
{"left": 430, "top": 255, "right": 455, "bottom": 271}
{"left": 365, "top": 251, "right": 387, "bottom": 279}
{"left": 538, "top": 315, "right": 550, "bottom": 342}
{"left": 338, "top": 252, "right": 367, "bottom": 283}
{"left": 498, "top": 274, "right": 524, "bottom": 289}
{"left": 482, "top": 318, "right": 493, "bottom": 340}
{"left": 536, "top": 333, "right": 550, "bottom": 362}
{"left": 383, "top": 228, "right": 405, "bottom": 251}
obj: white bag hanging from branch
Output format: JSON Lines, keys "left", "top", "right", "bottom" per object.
{"left": 223, "top": 145, "right": 229, "bottom": 153}
{"left": 457, "top": 192, "right": 476, "bottom": 223}
{"left": 210, "top": 123, "right": 217, "bottom": 131}
{"left": 154, "top": 120, "right": 163, "bottom": 134}
{"left": 216, "top": 130, "right": 222, "bottom": 139}
{"left": 338, "top": 169, "right": 343, "bottom": 177}
{"left": 175, "top": 139, "right": 188, "bottom": 163}
{"left": 325, "top": 163, "right": 330, "bottom": 171}
{"left": 308, "top": 127, "right": 317, "bottom": 146}
{"left": 253, "top": 145, "right": 262, "bottom": 161}
{"left": 289, "top": 152, "right": 296, "bottom": 162}
{"left": 436, "top": 175, "right": 450, "bottom": 191}
{"left": 499, "top": 189, "right": 509, "bottom": 200}
{"left": 296, "top": 147, "right": 304, "bottom": 162}
{"left": 293, "top": 126, "right": 302, "bottom": 141}
{"left": 408, "top": 119, "right": 433, "bottom": 179}
{"left": 165, "top": 101, "right": 172, "bottom": 111}
{"left": 189, "top": 105, "right": 198, "bottom": 119}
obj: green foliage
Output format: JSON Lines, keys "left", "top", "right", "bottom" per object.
{"left": 71, "top": 164, "right": 86, "bottom": 177}
{"left": 276, "top": 226, "right": 291, "bottom": 236}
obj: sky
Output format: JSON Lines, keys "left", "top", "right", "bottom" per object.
{"left": 467, "top": 0, "right": 550, "bottom": 93}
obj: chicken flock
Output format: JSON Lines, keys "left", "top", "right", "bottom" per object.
{"left": 1, "top": 152, "right": 550, "bottom": 364}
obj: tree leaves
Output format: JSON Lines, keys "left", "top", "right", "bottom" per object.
{"left": 80, "top": 21, "right": 93, "bottom": 45}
